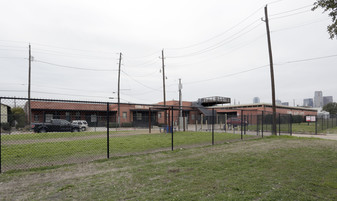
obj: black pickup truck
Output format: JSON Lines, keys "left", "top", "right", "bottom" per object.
{"left": 32, "top": 119, "right": 81, "bottom": 133}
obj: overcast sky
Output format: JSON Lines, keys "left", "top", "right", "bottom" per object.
{"left": 0, "top": 0, "right": 336, "bottom": 106}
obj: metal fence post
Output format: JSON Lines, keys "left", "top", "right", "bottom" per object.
{"left": 241, "top": 110, "right": 243, "bottom": 140}
{"left": 171, "top": 106, "right": 174, "bottom": 151}
{"left": 149, "top": 108, "right": 151, "bottom": 134}
{"left": 279, "top": 113, "right": 281, "bottom": 136}
{"left": 243, "top": 115, "right": 245, "bottom": 135}
{"left": 256, "top": 114, "right": 259, "bottom": 136}
{"left": 261, "top": 111, "right": 264, "bottom": 138}
{"left": 107, "top": 102, "right": 110, "bottom": 159}
{"left": 0, "top": 97, "right": 2, "bottom": 173}
{"left": 315, "top": 115, "right": 318, "bottom": 135}
{"left": 290, "top": 114, "right": 293, "bottom": 136}
{"left": 212, "top": 108, "right": 214, "bottom": 145}
{"left": 183, "top": 111, "right": 186, "bottom": 132}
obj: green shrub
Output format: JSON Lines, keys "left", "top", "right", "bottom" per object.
{"left": 292, "top": 115, "right": 304, "bottom": 124}
{"left": 121, "top": 122, "right": 133, "bottom": 127}
{"left": 109, "top": 122, "right": 120, "bottom": 128}
{"left": 1, "top": 123, "right": 11, "bottom": 131}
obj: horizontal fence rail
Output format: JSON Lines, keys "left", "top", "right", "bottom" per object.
{"left": 0, "top": 97, "right": 335, "bottom": 173}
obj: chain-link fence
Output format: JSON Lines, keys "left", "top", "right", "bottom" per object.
{"left": 1, "top": 97, "right": 336, "bottom": 172}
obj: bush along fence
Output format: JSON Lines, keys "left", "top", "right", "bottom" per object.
{"left": 0, "top": 97, "right": 336, "bottom": 173}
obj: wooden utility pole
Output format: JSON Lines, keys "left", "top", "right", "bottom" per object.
{"left": 117, "top": 52, "right": 122, "bottom": 127}
{"left": 264, "top": 5, "right": 277, "bottom": 135}
{"left": 28, "top": 44, "right": 32, "bottom": 125}
{"left": 161, "top": 49, "right": 167, "bottom": 125}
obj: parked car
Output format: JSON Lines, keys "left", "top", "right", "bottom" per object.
{"left": 32, "top": 119, "right": 81, "bottom": 133}
{"left": 72, "top": 120, "right": 88, "bottom": 131}
{"left": 226, "top": 117, "right": 248, "bottom": 127}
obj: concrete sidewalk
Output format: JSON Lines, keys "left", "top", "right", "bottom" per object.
{"left": 292, "top": 133, "right": 337, "bottom": 141}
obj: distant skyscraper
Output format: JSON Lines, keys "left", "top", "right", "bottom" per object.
{"left": 281, "top": 102, "right": 289, "bottom": 106}
{"left": 253, "top": 97, "right": 260, "bottom": 104}
{"left": 276, "top": 100, "right": 282, "bottom": 105}
{"left": 323, "top": 96, "right": 333, "bottom": 106}
{"left": 314, "top": 91, "right": 323, "bottom": 107}
{"left": 303, "top": 98, "right": 313, "bottom": 107}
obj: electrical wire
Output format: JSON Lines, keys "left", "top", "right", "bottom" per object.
{"left": 31, "top": 42, "right": 118, "bottom": 55}
{"left": 32, "top": 48, "right": 117, "bottom": 61}
{"left": 275, "top": 54, "right": 337, "bottom": 65}
{"left": 168, "top": 33, "right": 266, "bottom": 68}
{"left": 184, "top": 53, "right": 337, "bottom": 86}
{"left": 34, "top": 59, "right": 118, "bottom": 72}
{"left": 167, "top": 20, "right": 263, "bottom": 58}
{"left": 165, "top": 6, "right": 264, "bottom": 50}
{"left": 0, "top": 89, "right": 110, "bottom": 99}
{"left": 270, "top": 4, "right": 313, "bottom": 16}
{"left": 272, "top": 18, "right": 328, "bottom": 33}
{"left": 121, "top": 70, "right": 161, "bottom": 92}
{"left": 184, "top": 65, "right": 270, "bottom": 85}
{"left": 270, "top": 10, "right": 312, "bottom": 20}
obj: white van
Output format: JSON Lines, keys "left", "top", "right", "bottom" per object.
{"left": 71, "top": 120, "right": 89, "bottom": 131}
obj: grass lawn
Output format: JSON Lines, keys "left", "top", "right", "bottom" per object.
{"left": 1, "top": 131, "right": 250, "bottom": 172}
{"left": 0, "top": 136, "right": 336, "bottom": 200}
{"left": 247, "top": 122, "right": 337, "bottom": 134}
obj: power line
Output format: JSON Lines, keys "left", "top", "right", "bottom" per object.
{"left": 272, "top": 18, "right": 328, "bottom": 33}
{"left": 31, "top": 42, "right": 118, "bottom": 55}
{"left": 0, "top": 48, "right": 26, "bottom": 52}
{"left": 276, "top": 54, "right": 337, "bottom": 65}
{"left": 184, "top": 65, "right": 270, "bottom": 85}
{"left": 33, "top": 48, "right": 117, "bottom": 61}
{"left": 270, "top": 4, "right": 313, "bottom": 16}
{"left": 124, "top": 58, "right": 159, "bottom": 68}
{"left": 167, "top": 20, "right": 263, "bottom": 58}
{"left": 270, "top": 10, "right": 312, "bottom": 20}
{"left": 165, "top": 6, "right": 263, "bottom": 50}
{"left": 0, "top": 89, "right": 110, "bottom": 99}
{"left": 34, "top": 59, "right": 118, "bottom": 72}
{"left": 121, "top": 70, "right": 162, "bottom": 92}
{"left": 0, "top": 82, "right": 115, "bottom": 94}
{"left": 124, "top": 50, "right": 161, "bottom": 60}
{"left": 184, "top": 54, "right": 337, "bottom": 86}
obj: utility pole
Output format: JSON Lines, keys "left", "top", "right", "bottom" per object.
{"left": 263, "top": 5, "right": 277, "bottom": 135}
{"left": 28, "top": 44, "right": 32, "bottom": 125}
{"left": 178, "top": 78, "right": 183, "bottom": 130}
{"left": 117, "top": 52, "right": 122, "bottom": 127}
{"left": 161, "top": 49, "right": 167, "bottom": 125}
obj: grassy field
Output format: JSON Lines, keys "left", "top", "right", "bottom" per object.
{"left": 0, "top": 136, "right": 336, "bottom": 200}
{"left": 246, "top": 122, "right": 337, "bottom": 134}
{"left": 1, "top": 131, "right": 254, "bottom": 172}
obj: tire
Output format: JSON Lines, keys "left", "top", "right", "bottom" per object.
{"left": 81, "top": 127, "right": 86, "bottom": 131}
{"left": 39, "top": 128, "right": 47, "bottom": 133}
{"left": 72, "top": 128, "right": 80, "bottom": 132}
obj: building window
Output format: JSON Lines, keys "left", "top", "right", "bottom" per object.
{"left": 158, "top": 113, "right": 162, "bottom": 119}
{"left": 123, "top": 112, "right": 127, "bottom": 119}
{"left": 34, "top": 115, "right": 39, "bottom": 122}
{"left": 91, "top": 114, "right": 97, "bottom": 123}
{"left": 45, "top": 114, "right": 53, "bottom": 123}
{"left": 76, "top": 112, "right": 81, "bottom": 120}
{"left": 136, "top": 113, "right": 142, "bottom": 120}
{"left": 191, "top": 114, "right": 195, "bottom": 120}
{"left": 66, "top": 112, "right": 70, "bottom": 121}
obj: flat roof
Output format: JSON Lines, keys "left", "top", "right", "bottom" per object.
{"left": 209, "top": 103, "right": 318, "bottom": 112}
